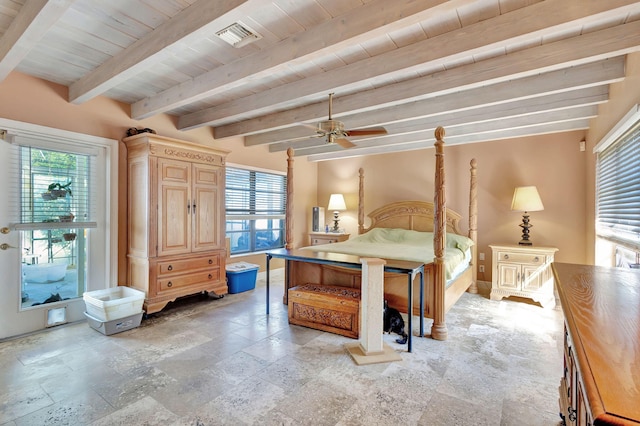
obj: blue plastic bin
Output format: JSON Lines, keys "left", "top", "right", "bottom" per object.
{"left": 226, "top": 262, "right": 259, "bottom": 294}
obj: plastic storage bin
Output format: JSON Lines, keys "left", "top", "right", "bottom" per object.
{"left": 226, "top": 262, "right": 259, "bottom": 294}
{"left": 83, "top": 286, "right": 145, "bottom": 321}
{"left": 84, "top": 311, "right": 143, "bottom": 335}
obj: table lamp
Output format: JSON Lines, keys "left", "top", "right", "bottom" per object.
{"left": 511, "top": 186, "right": 544, "bottom": 245}
{"left": 327, "top": 193, "right": 346, "bottom": 232}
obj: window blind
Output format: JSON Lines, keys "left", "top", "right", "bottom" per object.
{"left": 225, "top": 167, "right": 286, "bottom": 219}
{"left": 596, "top": 120, "right": 640, "bottom": 245}
{"left": 8, "top": 141, "right": 97, "bottom": 230}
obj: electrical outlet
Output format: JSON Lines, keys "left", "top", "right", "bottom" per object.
{"left": 479, "top": 265, "right": 485, "bottom": 273}
{"left": 479, "top": 252, "right": 485, "bottom": 261}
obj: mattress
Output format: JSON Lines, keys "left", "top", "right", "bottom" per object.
{"left": 302, "top": 228, "right": 473, "bottom": 282}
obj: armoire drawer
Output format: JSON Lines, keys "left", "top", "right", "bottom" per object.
{"left": 157, "top": 254, "right": 220, "bottom": 276}
{"left": 157, "top": 269, "right": 221, "bottom": 292}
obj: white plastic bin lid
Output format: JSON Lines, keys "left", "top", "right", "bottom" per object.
{"left": 226, "top": 261, "right": 259, "bottom": 272}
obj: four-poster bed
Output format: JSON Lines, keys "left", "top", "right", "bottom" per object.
{"left": 281, "top": 127, "right": 478, "bottom": 340}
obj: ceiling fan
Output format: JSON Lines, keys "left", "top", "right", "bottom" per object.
{"left": 296, "top": 93, "right": 388, "bottom": 148}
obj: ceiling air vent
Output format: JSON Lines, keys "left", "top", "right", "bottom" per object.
{"left": 216, "top": 22, "right": 262, "bottom": 48}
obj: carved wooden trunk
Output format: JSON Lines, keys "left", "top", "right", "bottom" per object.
{"left": 288, "top": 284, "right": 361, "bottom": 338}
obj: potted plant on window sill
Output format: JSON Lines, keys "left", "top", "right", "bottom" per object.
{"left": 41, "top": 181, "right": 72, "bottom": 200}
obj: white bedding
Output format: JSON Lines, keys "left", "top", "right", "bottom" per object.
{"left": 302, "top": 228, "right": 474, "bottom": 282}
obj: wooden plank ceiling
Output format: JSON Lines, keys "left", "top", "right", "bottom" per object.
{"left": 0, "top": 0, "right": 639, "bottom": 161}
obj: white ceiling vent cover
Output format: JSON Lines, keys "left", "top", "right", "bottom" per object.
{"left": 216, "top": 22, "right": 262, "bottom": 48}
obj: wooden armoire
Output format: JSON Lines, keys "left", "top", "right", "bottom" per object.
{"left": 123, "top": 133, "right": 229, "bottom": 314}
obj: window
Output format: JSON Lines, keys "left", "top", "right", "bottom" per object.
{"left": 9, "top": 140, "right": 98, "bottom": 309}
{"left": 596, "top": 107, "right": 640, "bottom": 251}
{"left": 225, "top": 166, "right": 286, "bottom": 255}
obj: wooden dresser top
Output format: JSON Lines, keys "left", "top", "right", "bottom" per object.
{"left": 552, "top": 262, "right": 640, "bottom": 424}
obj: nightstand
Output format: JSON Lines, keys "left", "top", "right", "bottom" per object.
{"left": 309, "top": 232, "right": 350, "bottom": 246}
{"left": 489, "top": 244, "right": 558, "bottom": 308}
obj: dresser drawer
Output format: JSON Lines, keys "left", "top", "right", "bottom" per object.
{"left": 496, "top": 251, "right": 545, "bottom": 265}
{"left": 158, "top": 269, "right": 221, "bottom": 292}
{"left": 157, "top": 254, "right": 220, "bottom": 276}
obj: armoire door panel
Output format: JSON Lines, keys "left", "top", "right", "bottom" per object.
{"left": 158, "top": 158, "right": 191, "bottom": 256}
{"left": 192, "top": 164, "right": 221, "bottom": 252}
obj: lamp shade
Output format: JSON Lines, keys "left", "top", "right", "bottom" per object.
{"left": 327, "top": 193, "right": 347, "bottom": 211}
{"left": 511, "top": 186, "right": 544, "bottom": 212}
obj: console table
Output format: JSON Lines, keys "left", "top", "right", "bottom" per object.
{"left": 552, "top": 262, "right": 640, "bottom": 425}
{"left": 265, "top": 248, "right": 424, "bottom": 352}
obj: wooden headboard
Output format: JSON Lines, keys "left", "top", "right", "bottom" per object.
{"left": 364, "top": 200, "right": 464, "bottom": 235}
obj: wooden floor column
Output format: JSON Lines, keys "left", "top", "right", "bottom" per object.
{"left": 467, "top": 158, "right": 478, "bottom": 294}
{"left": 431, "top": 127, "right": 448, "bottom": 341}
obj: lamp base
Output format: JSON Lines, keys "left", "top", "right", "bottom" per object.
{"left": 331, "top": 211, "right": 340, "bottom": 233}
{"left": 518, "top": 213, "right": 534, "bottom": 246}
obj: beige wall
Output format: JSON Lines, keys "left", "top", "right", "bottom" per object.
{"left": 317, "top": 131, "right": 588, "bottom": 283}
{"left": 0, "top": 71, "right": 317, "bottom": 283}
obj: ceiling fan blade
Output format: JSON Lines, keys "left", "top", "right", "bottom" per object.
{"left": 345, "top": 127, "right": 388, "bottom": 137}
{"left": 297, "top": 122, "right": 321, "bottom": 132}
{"left": 281, "top": 133, "right": 325, "bottom": 143}
{"left": 335, "top": 138, "right": 356, "bottom": 148}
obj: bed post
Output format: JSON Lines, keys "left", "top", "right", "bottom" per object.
{"left": 286, "top": 148, "right": 294, "bottom": 250}
{"left": 432, "top": 127, "right": 448, "bottom": 341}
{"left": 358, "top": 168, "right": 365, "bottom": 235}
{"left": 467, "top": 159, "right": 478, "bottom": 294}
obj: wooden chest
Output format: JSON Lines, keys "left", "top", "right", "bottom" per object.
{"left": 288, "top": 284, "right": 361, "bottom": 338}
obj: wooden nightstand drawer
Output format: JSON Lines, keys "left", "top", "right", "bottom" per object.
{"left": 312, "top": 236, "right": 340, "bottom": 244}
{"left": 309, "top": 232, "right": 350, "bottom": 246}
{"left": 496, "top": 251, "right": 545, "bottom": 265}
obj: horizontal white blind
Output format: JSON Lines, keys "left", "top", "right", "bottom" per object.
{"left": 9, "top": 143, "right": 97, "bottom": 230}
{"left": 226, "top": 167, "right": 286, "bottom": 218}
{"left": 597, "top": 120, "right": 640, "bottom": 245}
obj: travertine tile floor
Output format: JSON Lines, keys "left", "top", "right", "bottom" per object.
{"left": 0, "top": 269, "right": 564, "bottom": 425}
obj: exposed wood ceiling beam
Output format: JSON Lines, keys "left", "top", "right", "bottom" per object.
{"left": 179, "top": 0, "right": 640, "bottom": 133}
{"left": 292, "top": 105, "right": 598, "bottom": 156}
{"left": 0, "top": 0, "right": 75, "bottom": 82}
{"left": 212, "top": 19, "right": 640, "bottom": 138}
{"left": 267, "top": 88, "right": 609, "bottom": 152}
{"left": 131, "top": 0, "right": 455, "bottom": 119}
{"left": 68, "top": 0, "right": 252, "bottom": 104}
{"left": 243, "top": 57, "right": 625, "bottom": 149}
{"left": 252, "top": 85, "right": 610, "bottom": 148}
{"left": 306, "top": 120, "right": 592, "bottom": 162}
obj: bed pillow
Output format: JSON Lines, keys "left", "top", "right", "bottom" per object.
{"left": 446, "top": 233, "right": 474, "bottom": 252}
{"left": 354, "top": 228, "right": 473, "bottom": 252}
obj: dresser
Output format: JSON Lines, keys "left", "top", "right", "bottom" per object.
{"left": 308, "top": 232, "right": 349, "bottom": 245}
{"left": 552, "top": 263, "right": 640, "bottom": 425}
{"left": 489, "top": 244, "right": 558, "bottom": 308}
{"left": 123, "top": 133, "right": 230, "bottom": 314}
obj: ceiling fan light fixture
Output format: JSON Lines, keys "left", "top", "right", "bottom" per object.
{"left": 293, "top": 93, "right": 387, "bottom": 150}
{"left": 216, "top": 22, "right": 262, "bottom": 48}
